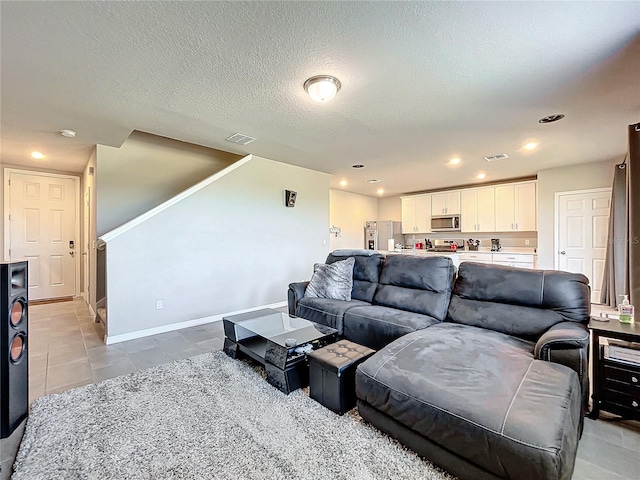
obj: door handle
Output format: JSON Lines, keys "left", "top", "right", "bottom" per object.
{"left": 559, "top": 251, "right": 566, "bottom": 255}
{"left": 69, "top": 251, "right": 75, "bottom": 257}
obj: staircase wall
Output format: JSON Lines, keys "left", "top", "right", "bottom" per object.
{"left": 102, "top": 155, "right": 329, "bottom": 340}
{"left": 96, "top": 131, "right": 242, "bottom": 236}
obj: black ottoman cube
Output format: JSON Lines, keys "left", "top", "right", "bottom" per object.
{"left": 308, "top": 340, "right": 375, "bottom": 415}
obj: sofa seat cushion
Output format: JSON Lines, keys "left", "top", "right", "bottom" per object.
{"left": 296, "top": 297, "right": 370, "bottom": 335}
{"left": 356, "top": 323, "right": 582, "bottom": 480}
{"left": 343, "top": 305, "right": 439, "bottom": 350}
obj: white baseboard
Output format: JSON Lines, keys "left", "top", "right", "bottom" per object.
{"left": 104, "top": 301, "right": 288, "bottom": 345}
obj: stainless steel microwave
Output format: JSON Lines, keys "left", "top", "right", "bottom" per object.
{"left": 431, "top": 215, "right": 461, "bottom": 232}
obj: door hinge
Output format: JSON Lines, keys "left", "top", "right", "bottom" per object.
{"left": 8, "top": 214, "right": 10, "bottom": 221}
{"left": 8, "top": 249, "right": 11, "bottom": 257}
{"left": 8, "top": 178, "right": 11, "bottom": 186}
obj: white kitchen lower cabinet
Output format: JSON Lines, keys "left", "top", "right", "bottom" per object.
{"left": 492, "top": 254, "right": 535, "bottom": 269}
{"left": 458, "top": 252, "right": 493, "bottom": 264}
{"left": 458, "top": 252, "right": 536, "bottom": 269}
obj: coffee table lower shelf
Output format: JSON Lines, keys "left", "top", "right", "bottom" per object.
{"left": 224, "top": 337, "right": 318, "bottom": 394}
{"left": 222, "top": 309, "right": 338, "bottom": 394}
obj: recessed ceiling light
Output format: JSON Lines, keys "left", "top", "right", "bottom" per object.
{"left": 31, "top": 151, "right": 45, "bottom": 159}
{"left": 60, "top": 129, "right": 76, "bottom": 138}
{"left": 339, "top": 180, "right": 347, "bottom": 187}
{"left": 352, "top": 164, "right": 365, "bottom": 169}
{"left": 365, "top": 179, "right": 381, "bottom": 184}
{"left": 449, "top": 157, "right": 461, "bottom": 165}
{"left": 523, "top": 142, "right": 538, "bottom": 151}
{"left": 377, "top": 189, "right": 385, "bottom": 195}
{"left": 476, "top": 173, "right": 486, "bottom": 180}
{"left": 304, "top": 75, "right": 341, "bottom": 102}
{"left": 538, "top": 113, "right": 565, "bottom": 124}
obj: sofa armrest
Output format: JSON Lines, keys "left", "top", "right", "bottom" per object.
{"left": 535, "top": 321, "right": 589, "bottom": 411}
{"left": 288, "top": 281, "right": 309, "bottom": 315}
{"left": 534, "top": 322, "right": 589, "bottom": 359}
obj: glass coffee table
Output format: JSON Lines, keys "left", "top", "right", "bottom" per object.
{"left": 223, "top": 308, "right": 338, "bottom": 394}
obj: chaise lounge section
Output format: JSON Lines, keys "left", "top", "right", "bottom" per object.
{"left": 356, "top": 262, "right": 590, "bottom": 480}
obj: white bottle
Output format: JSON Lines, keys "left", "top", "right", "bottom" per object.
{"left": 619, "top": 295, "right": 635, "bottom": 324}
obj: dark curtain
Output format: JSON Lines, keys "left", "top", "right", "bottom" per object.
{"left": 629, "top": 123, "right": 640, "bottom": 306}
{"left": 600, "top": 162, "right": 628, "bottom": 307}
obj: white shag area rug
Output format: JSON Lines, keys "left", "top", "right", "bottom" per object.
{"left": 13, "top": 350, "right": 455, "bottom": 480}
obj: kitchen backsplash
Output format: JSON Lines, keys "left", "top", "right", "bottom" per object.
{"left": 403, "top": 231, "right": 538, "bottom": 248}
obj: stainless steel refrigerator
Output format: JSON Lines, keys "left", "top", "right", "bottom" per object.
{"left": 364, "top": 220, "right": 403, "bottom": 250}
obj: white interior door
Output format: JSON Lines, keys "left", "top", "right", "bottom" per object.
{"left": 7, "top": 171, "right": 78, "bottom": 300}
{"left": 557, "top": 189, "right": 611, "bottom": 303}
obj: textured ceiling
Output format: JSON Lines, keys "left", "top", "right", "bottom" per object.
{"left": 1, "top": 1, "right": 639, "bottom": 196}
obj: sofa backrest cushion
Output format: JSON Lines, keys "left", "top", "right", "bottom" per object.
{"left": 447, "top": 262, "right": 590, "bottom": 340}
{"left": 373, "top": 255, "right": 456, "bottom": 321}
{"left": 326, "top": 253, "right": 384, "bottom": 303}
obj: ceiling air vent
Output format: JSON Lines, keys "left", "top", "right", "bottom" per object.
{"left": 225, "top": 133, "right": 256, "bottom": 145}
{"left": 483, "top": 153, "right": 509, "bottom": 162}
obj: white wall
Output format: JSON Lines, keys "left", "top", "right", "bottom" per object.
{"left": 537, "top": 159, "right": 616, "bottom": 269}
{"left": 96, "top": 131, "right": 242, "bottom": 235}
{"left": 103, "top": 155, "right": 329, "bottom": 339}
{"left": 378, "top": 196, "right": 402, "bottom": 222}
{"left": 329, "top": 189, "right": 377, "bottom": 251}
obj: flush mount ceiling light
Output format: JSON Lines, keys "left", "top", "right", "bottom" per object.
{"left": 539, "top": 113, "right": 565, "bottom": 124}
{"left": 365, "top": 179, "right": 381, "bottom": 184}
{"left": 377, "top": 189, "right": 385, "bottom": 195}
{"left": 448, "top": 157, "right": 461, "bottom": 165}
{"left": 304, "top": 75, "right": 341, "bottom": 102}
{"left": 339, "top": 180, "right": 347, "bottom": 186}
{"left": 523, "top": 142, "right": 539, "bottom": 151}
{"left": 60, "top": 129, "right": 76, "bottom": 138}
{"left": 352, "top": 164, "right": 365, "bottom": 168}
{"left": 476, "top": 173, "right": 487, "bottom": 180}
{"left": 31, "top": 151, "right": 45, "bottom": 159}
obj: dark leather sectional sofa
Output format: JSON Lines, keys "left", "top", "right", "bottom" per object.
{"left": 288, "top": 251, "right": 591, "bottom": 480}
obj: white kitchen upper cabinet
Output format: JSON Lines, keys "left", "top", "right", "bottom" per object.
{"left": 415, "top": 195, "right": 432, "bottom": 233}
{"left": 494, "top": 182, "right": 536, "bottom": 231}
{"left": 461, "top": 187, "right": 495, "bottom": 233}
{"left": 476, "top": 187, "right": 496, "bottom": 232}
{"left": 495, "top": 185, "right": 516, "bottom": 231}
{"left": 401, "top": 195, "right": 431, "bottom": 234}
{"left": 431, "top": 191, "right": 460, "bottom": 215}
{"left": 401, "top": 197, "right": 417, "bottom": 234}
{"left": 515, "top": 182, "right": 537, "bottom": 231}
{"left": 460, "top": 189, "right": 478, "bottom": 232}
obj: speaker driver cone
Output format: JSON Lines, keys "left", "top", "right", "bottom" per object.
{"left": 10, "top": 333, "right": 26, "bottom": 364}
{"left": 10, "top": 299, "right": 25, "bottom": 327}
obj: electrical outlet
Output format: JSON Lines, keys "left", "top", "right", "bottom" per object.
{"left": 525, "top": 240, "right": 530, "bottom": 246}
{"left": 156, "top": 300, "right": 163, "bottom": 310}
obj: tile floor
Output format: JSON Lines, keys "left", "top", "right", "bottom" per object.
{"left": 20, "top": 298, "right": 640, "bottom": 479}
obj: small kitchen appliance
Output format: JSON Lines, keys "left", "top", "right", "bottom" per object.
{"left": 430, "top": 215, "right": 461, "bottom": 232}
{"left": 491, "top": 239, "right": 502, "bottom": 252}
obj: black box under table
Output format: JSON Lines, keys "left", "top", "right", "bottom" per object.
{"left": 308, "top": 340, "right": 375, "bottom": 415}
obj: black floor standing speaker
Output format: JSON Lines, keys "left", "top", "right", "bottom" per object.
{"left": 0, "top": 261, "right": 28, "bottom": 439}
